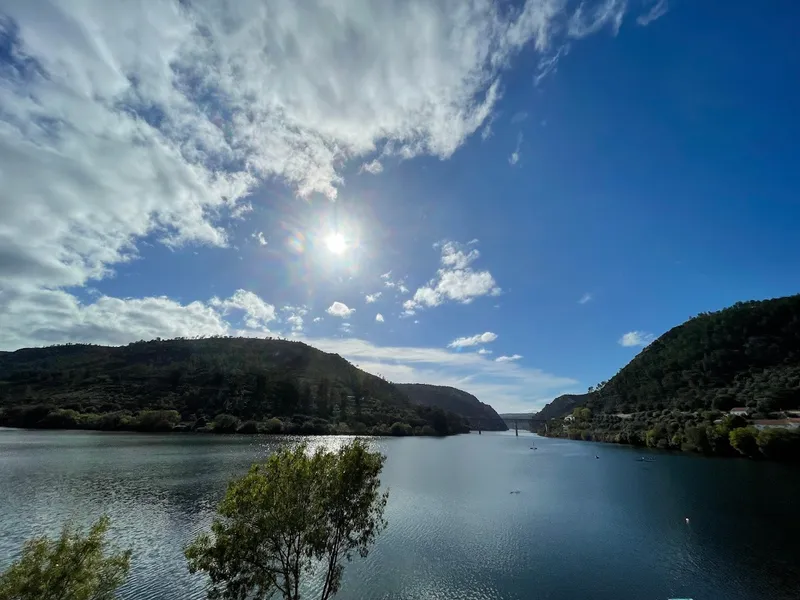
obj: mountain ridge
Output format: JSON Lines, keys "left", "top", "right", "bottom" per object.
{"left": 0, "top": 337, "right": 485, "bottom": 436}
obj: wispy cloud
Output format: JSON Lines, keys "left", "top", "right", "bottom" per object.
{"left": 365, "top": 292, "right": 382, "bottom": 303}
{"left": 375, "top": 313, "right": 385, "bottom": 323}
{"left": 360, "top": 159, "right": 384, "bottom": 175}
{"left": 448, "top": 332, "right": 498, "bottom": 348}
{"left": 496, "top": 354, "right": 523, "bottom": 363}
{"left": 637, "top": 0, "right": 669, "bottom": 26}
{"left": 618, "top": 331, "right": 654, "bottom": 347}
{"left": 568, "top": 0, "right": 627, "bottom": 38}
{"left": 477, "top": 348, "right": 493, "bottom": 355}
{"left": 509, "top": 132, "right": 524, "bottom": 166}
{"left": 252, "top": 232, "right": 268, "bottom": 246}
{"left": 326, "top": 302, "right": 356, "bottom": 318}
{"left": 535, "top": 43, "right": 570, "bottom": 86}
{"left": 578, "top": 292, "right": 593, "bottom": 304}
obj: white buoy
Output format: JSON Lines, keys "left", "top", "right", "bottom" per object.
{"left": 685, "top": 517, "right": 690, "bottom": 524}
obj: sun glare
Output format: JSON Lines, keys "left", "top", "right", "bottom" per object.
{"left": 325, "top": 232, "right": 347, "bottom": 254}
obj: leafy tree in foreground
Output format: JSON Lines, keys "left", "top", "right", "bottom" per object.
{"left": 185, "top": 440, "right": 388, "bottom": 600}
{"left": 0, "top": 516, "right": 131, "bottom": 600}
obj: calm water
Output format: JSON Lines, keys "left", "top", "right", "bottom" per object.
{"left": 1, "top": 429, "right": 799, "bottom": 600}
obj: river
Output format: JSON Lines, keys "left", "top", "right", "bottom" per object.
{"left": 1, "top": 428, "right": 798, "bottom": 600}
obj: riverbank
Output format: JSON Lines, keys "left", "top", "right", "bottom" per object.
{"left": 0, "top": 408, "right": 467, "bottom": 437}
{"left": 536, "top": 410, "right": 800, "bottom": 462}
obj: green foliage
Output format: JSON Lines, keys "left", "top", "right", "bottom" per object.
{"left": 213, "top": 414, "right": 240, "bottom": 433}
{"left": 185, "top": 440, "right": 387, "bottom": 600}
{"left": 0, "top": 516, "right": 131, "bottom": 600}
{"left": 539, "top": 294, "right": 800, "bottom": 461}
{"left": 729, "top": 426, "right": 759, "bottom": 457}
{"left": 0, "top": 338, "right": 469, "bottom": 437}
{"left": 589, "top": 295, "right": 800, "bottom": 415}
{"left": 389, "top": 422, "right": 412, "bottom": 436}
{"left": 395, "top": 384, "right": 507, "bottom": 431}
{"left": 135, "top": 409, "right": 181, "bottom": 432}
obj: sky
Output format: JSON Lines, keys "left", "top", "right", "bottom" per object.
{"left": 1, "top": 0, "right": 799, "bottom": 413}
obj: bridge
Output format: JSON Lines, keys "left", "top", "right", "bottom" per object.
{"left": 469, "top": 416, "right": 549, "bottom": 436}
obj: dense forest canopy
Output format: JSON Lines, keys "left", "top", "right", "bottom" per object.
{"left": 395, "top": 383, "right": 507, "bottom": 431}
{"left": 0, "top": 337, "right": 474, "bottom": 436}
{"left": 592, "top": 295, "right": 800, "bottom": 415}
{"left": 536, "top": 294, "right": 800, "bottom": 461}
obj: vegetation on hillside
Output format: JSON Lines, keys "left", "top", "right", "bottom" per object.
{"left": 0, "top": 338, "right": 469, "bottom": 436}
{"left": 395, "top": 383, "right": 508, "bottom": 431}
{"left": 537, "top": 295, "right": 800, "bottom": 461}
{"left": 531, "top": 393, "right": 589, "bottom": 422}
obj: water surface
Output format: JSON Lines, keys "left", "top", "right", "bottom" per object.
{"left": 1, "top": 429, "right": 798, "bottom": 600}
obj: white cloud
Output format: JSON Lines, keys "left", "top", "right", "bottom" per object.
{"left": 282, "top": 305, "right": 308, "bottom": 332}
{"left": 440, "top": 241, "right": 481, "bottom": 270}
{"left": 404, "top": 240, "right": 501, "bottom": 313}
{"left": 304, "top": 336, "right": 578, "bottom": 413}
{"left": 365, "top": 292, "right": 382, "bottom": 303}
{"left": 509, "top": 131, "right": 523, "bottom": 166}
{"left": 477, "top": 348, "right": 493, "bottom": 355}
{"left": 313, "top": 317, "right": 323, "bottom": 323}
{"left": 578, "top": 292, "right": 593, "bottom": 304}
{"left": 448, "top": 332, "right": 498, "bottom": 348}
{"left": 252, "top": 232, "right": 268, "bottom": 246}
{"left": 496, "top": 354, "right": 523, "bottom": 362}
{"left": 210, "top": 290, "right": 277, "bottom": 329}
{"left": 637, "top": 0, "right": 669, "bottom": 26}
{"left": 360, "top": 159, "right": 384, "bottom": 175}
{"left": 398, "top": 285, "right": 410, "bottom": 294}
{"left": 0, "top": 289, "right": 228, "bottom": 351}
{"left": 326, "top": 301, "right": 356, "bottom": 318}
{"left": 0, "top": 0, "right": 641, "bottom": 337}
{"left": 375, "top": 313, "right": 385, "bottom": 323}
{"left": 568, "top": 0, "right": 627, "bottom": 38}
{"left": 467, "top": 239, "right": 480, "bottom": 245}
{"left": 618, "top": 331, "right": 654, "bottom": 347}
{"left": 535, "top": 43, "right": 570, "bottom": 86}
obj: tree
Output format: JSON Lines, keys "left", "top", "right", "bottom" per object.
{"left": 185, "top": 440, "right": 388, "bottom": 600}
{"left": 729, "top": 426, "right": 759, "bottom": 457}
{"left": 0, "top": 516, "right": 131, "bottom": 600}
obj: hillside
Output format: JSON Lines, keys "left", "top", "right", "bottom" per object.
{"left": 591, "top": 294, "right": 800, "bottom": 414}
{"left": 531, "top": 394, "right": 589, "bottom": 421}
{"left": 396, "top": 384, "right": 507, "bottom": 431}
{"left": 0, "top": 338, "right": 469, "bottom": 436}
{"left": 540, "top": 294, "right": 800, "bottom": 460}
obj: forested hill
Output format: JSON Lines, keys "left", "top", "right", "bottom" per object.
{"left": 395, "top": 384, "right": 507, "bottom": 431}
{"left": 589, "top": 294, "right": 800, "bottom": 415}
{"left": 532, "top": 394, "right": 589, "bottom": 421}
{"left": 0, "top": 338, "right": 469, "bottom": 436}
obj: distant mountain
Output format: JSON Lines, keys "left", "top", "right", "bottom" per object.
{"left": 396, "top": 384, "right": 508, "bottom": 431}
{"left": 531, "top": 394, "right": 589, "bottom": 421}
{"left": 0, "top": 338, "right": 469, "bottom": 436}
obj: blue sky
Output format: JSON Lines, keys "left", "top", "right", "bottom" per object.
{"left": 1, "top": 0, "right": 798, "bottom": 412}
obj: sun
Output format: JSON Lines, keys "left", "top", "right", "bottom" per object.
{"left": 325, "top": 232, "right": 347, "bottom": 254}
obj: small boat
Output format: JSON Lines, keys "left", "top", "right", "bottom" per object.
{"left": 595, "top": 455, "right": 600, "bottom": 459}
{"left": 636, "top": 456, "right": 656, "bottom": 463}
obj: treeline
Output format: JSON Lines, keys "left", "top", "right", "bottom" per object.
{"left": 539, "top": 408, "right": 800, "bottom": 462}
{"left": 0, "top": 338, "right": 469, "bottom": 436}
